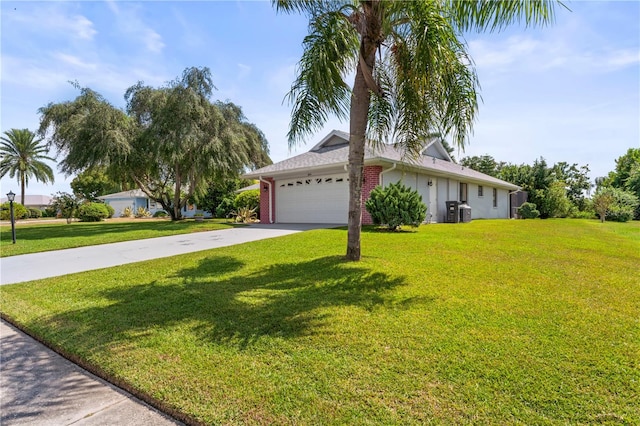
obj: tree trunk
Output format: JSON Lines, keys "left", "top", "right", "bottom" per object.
{"left": 173, "top": 167, "right": 182, "bottom": 220}
{"left": 346, "top": 5, "right": 379, "bottom": 261}
{"left": 20, "top": 174, "right": 25, "bottom": 206}
{"left": 346, "top": 64, "right": 371, "bottom": 261}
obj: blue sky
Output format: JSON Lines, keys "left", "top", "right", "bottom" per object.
{"left": 1, "top": 1, "right": 638, "bottom": 197}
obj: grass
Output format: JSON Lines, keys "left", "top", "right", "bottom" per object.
{"left": 1, "top": 219, "right": 639, "bottom": 425}
{"left": 0, "top": 219, "right": 237, "bottom": 257}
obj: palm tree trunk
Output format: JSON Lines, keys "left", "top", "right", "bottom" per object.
{"left": 346, "top": 38, "right": 377, "bottom": 261}
{"left": 20, "top": 174, "right": 25, "bottom": 205}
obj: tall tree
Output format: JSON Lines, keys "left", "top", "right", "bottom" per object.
{"left": 461, "top": 154, "right": 505, "bottom": 177}
{"left": 276, "top": 0, "right": 559, "bottom": 261}
{"left": 551, "top": 161, "right": 592, "bottom": 210}
{"left": 39, "top": 67, "right": 271, "bottom": 220}
{"left": 0, "top": 128, "right": 55, "bottom": 205}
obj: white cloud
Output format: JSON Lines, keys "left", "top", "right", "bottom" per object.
{"left": 107, "top": 2, "right": 165, "bottom": 54}
{"left": 52, "top": 53, "right": 97, "bottom": 70}
{"left": 468, "top": 36, "right": 542, "bottom": 70}
{"left": 468, "top": 34, "right": 639, "bottom": 76}
{"left": 268, "top": 63, "right": 297, "bottom": 98}
{"left": 5, "top": 5, "right": 97, "bottom": 42}
{"left": 237, "top": 63, "right": 251, "bottom": 79}
{"left": 72, "top": 15, "right": 97, "bottom": 40}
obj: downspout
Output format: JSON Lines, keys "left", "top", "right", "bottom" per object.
{"left": 379, "top": 163, "right": 397, "bottom": 187}
{"left": 259, "top": 176, "right": 273, "bottom": 224}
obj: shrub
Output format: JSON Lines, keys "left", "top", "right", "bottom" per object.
{"left": 78, "top": 202, "right": 110, "bottom": 222}
{"left": 121, "top": 206, "right": 134, "bottom": 218}
{"left": 542, "top": 181, "right": 572, "bottom": 218}
{"left": 215, "top": 198, "right": 235, "bottom": 218}
{"left": 153, "top": 210, "right": 168, "bottom": 218}
{"left": 518, "top": 202, "right": 540, "bottom": 219}
{"left": 28, "top": 208, "right": 43, "bottom": 218}
{"left": 42, "top": 206, "right": 57, "bottom": 217}
{"left": 104, "top": 203, "right": 115, "bottom": 218}
{"left": 234, "top": 189, "right": 260, "bottom": 213}
{"left": 365, "top": 182, "right": 426, "bottom": 230}
{"left": 135, "top": 207, "right": 152, "bottom": 218}
{"left": 570, "top": 210, "right": 596, "bottom": 219}
{"left": 50, "top": 192, "right": 81, "bottom": 224}
{"left": 0, "top": 202, "right": 29, "bottom": 220}
{"left": 593, "top": 187, "right": 639, "bottom": 223}
{"left": 232, "top": 206, "right": 258, "bottom": 223}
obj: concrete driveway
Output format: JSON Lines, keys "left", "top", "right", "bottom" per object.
{"left": 1, "top": 223, "right": 330, "bottom": 285}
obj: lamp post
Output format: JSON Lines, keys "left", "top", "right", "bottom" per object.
{"left": 6, "top": 190, "right": 16, "bottom": 244}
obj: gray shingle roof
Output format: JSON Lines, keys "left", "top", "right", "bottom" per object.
{"left": 97, "top": 189, "right": 149, "bottom": 200}
{"left": 0, "top": 194, "right": 52, "bottom": 206}
{"left": 245, "top": 131, "right": 518, "bottom": 190}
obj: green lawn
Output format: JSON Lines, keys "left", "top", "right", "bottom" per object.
{"left": 1, "top": 219, "right": 638, "bottom": 425}
{"left": 0, "top": 219, "right": 237, "bottom": 257}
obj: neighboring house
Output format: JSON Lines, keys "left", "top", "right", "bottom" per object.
{"left": 97, "top": 189, "right": 208, "bottom": 218}
{"left": 244, "top": 130, "right": 522, "bottom": 224}
{"left": 0, "top": 194, "right": 52, "bottom": 210}
{"left": 235, "top": 183, "right": 260, "bottom": 193}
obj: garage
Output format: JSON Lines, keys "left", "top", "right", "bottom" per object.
{"left": 275, "top": 173, "right": 349, "bottom": 223}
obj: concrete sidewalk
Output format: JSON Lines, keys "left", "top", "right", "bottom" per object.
{"left": 1, "top": 224, "right": 325, "bottom": 285}
{"left": 0, "top": 320, "right": 182, "bottom": 425}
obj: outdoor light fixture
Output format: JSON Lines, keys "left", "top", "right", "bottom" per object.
{"left": 6, "top": 190, "right": 16, "bottom": 244}
{"left": 427, "top": 178, "right": 433, "bottom": 187}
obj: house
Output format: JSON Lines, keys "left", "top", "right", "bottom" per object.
{"left": 0, "top": 194, "right": 52, "bottom": 210}
{"left": 243, "top": 130, "right": 521, "bottom": 224}
{"left": 97, "top": 189, "right": 208, "bottom": 218}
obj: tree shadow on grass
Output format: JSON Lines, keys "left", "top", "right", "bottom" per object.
{"left": 33, "top": 255, "right": 407, "bottom": 351}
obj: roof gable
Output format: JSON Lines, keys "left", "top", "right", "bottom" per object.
{"left": 310, "top": 130, "right": 349, "bottom": 151}
{"left": 422, "top": 139, "right": 453, "bottom": 162}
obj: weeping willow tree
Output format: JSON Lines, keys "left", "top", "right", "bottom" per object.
{"left": 39, "top": 67, "right": 271, "bottom": 220}
{"left": 275, "top": 0, "right": 561, "bottom": 260}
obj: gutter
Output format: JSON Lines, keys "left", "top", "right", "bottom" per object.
{"left": 258, "top": 176, "right": 273, "bottom": 224}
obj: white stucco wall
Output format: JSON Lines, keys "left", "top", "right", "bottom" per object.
{"left": 379, "top": 169, "right": 511, "bottom": 221}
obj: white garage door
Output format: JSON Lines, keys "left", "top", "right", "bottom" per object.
{"left": 276, "top": 174, "right": 349, "bottom": 223}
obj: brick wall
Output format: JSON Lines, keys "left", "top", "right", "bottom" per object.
{"left": 361, "top": 165, "right": 382, "bottom": 225}
{"left": 258, "top": 178, "right": 275, "bottom": 224}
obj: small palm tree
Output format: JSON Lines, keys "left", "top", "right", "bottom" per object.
{"left": 0, "top": 128, "right": 55, "bottom": 205}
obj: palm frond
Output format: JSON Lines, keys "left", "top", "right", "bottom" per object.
{"left": 286, "top": 8, "right": 359, "bottom": 146}
{"left": 274, "top": 0, "right": 355, "bottom": 16}
{"left": 445, "top": 0, "right": 564, "bottom": 33}
{"left": 383, "top": 1, "right": 479, "bottom": 156}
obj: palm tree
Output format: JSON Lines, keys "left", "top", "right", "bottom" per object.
{"left": 275, "top": 0, "right": 560, "bottom": 261}
{"left": 0, "top": 128, "right": 55, "bottom": 205}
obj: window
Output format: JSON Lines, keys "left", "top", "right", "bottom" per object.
{"left": 459, "top": 183, "right": 468, "bottom": 203}
{"left": 478, "top": 185, "right": 484, "bottom": 197}
{"left": 493, "top": 188, "right": 498, "bottom": 208}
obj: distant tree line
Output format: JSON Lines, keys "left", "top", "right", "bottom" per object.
{"left": 460, "top": 149, "right": 639, "bottom": 222}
